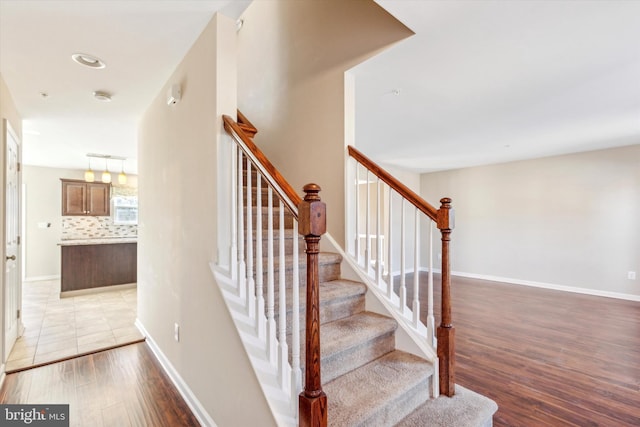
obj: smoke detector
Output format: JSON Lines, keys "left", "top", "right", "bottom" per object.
{"left": 93, "top": 91, "right": 112, "bottom": 102}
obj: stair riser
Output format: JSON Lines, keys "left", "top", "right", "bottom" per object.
{"left": 275, "top": 292, "right": 365, "bottom": 338}
{"left": 242, "top": 188, "right": 281, "bottom": 207}
{"left": 243, "top": 210, "right": 294, "bottom": 229}
{"left": 253, "top": 260, "right": 341, "bottom": 289}
{"left": 241, "top": 170, "right": 265, "bottom": 186}
{"left": 359, "top": 378, "right": 431, "bottom": 427}
{"left": 245, "top": 234, "right": 305, "bottom": 257}
{"left": 321, "top": 332, "right": 395, "bottom": 384}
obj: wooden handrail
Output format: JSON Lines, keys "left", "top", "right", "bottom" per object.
{"left": 223, "top": 115, "right": 302, "bottom": 216}
{"left": 237, "top": 110, "right": 258, "bottom": 138}
{"left": 347, "top": 145, "right": 438, "bottom": 221}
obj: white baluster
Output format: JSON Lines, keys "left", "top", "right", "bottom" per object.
{"left": 266, "top": 187, "right": 277, "bottom": 365}
{"left": 230, "top": 143, "right": 237, "bottom": 281}
{"left": 365, "top": 170, "right": 371, "bottom": 272}
{"left": 376, "top": 178, "right": 383, "bottom": 288}
{"left": 387, "top": 189, "right": 393, "bottom": 298}
{"left": 255, "top": 175, "right": 265, "bottom": 339}
{"left": 412, "top": 208, "right": 421, "bottom": 328}
{"left": 237, "top": 150, "right": 246, "bottom": 299}
{"left": 355, "top": 163, "right": 361, "bottom": 265}
{"left": 399, "top": 199, "right": 407, "bottom": 313}
{"left": 278, "top": 201, "right": 289, "bottom": 390}
{"left": 291, "top": 221, "right": 302, "bottom": 411}
{"left": 246, "top": 162, "right": 255, "bottom": 319}
{"left": 427, "top": 220, "right": 436, "bottom": 346}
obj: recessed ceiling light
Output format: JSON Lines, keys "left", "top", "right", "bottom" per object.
{"left": 93, "top": 91, "right": 112, "bottom": 102}
{"left": 72, "top": 53, "right": 106, "bottom": 69}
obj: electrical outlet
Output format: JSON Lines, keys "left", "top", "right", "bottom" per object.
{"left": 628, "top": 271, "right": 636, "bottom": 280}
{"left": 174, "top": 323, "right": 180, "bottom": 342}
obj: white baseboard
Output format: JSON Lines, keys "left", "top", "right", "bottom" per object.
{"left": 23, "top": 275, "right": 60, "bottom": 282}
{"left": 0, "top": 364, "right": 5, "bottom": 390}
{"left": 389, "top": 268, "right": 640, "bottom": 302}
{"left": 451, "top": 271, "right": 640, "bottom": 302}
{"left": 135, "top": 320, "right": 217, "bottom": 427}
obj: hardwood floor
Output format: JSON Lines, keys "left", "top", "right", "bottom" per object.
{"left": 0, "top": 342, "right": 200, "bottom": 427}
{"left": 412, "top": 274, "right": 640, "bottom": 427}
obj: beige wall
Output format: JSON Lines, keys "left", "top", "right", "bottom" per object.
{"left": 237, "top": 0, "right": 413, "bottom": 247}
{"left": 138, "top": 14, "right": 275, "bottom": 426}
{"left": 420, "top": 145, "right": 640, "bottom": 297}
{"left": 1, "top": 73, "right": 23, "bottom": 366}
{"left": 23, "top": 166, "right": 81, "bottom": 280}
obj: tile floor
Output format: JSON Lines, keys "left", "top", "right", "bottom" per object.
{"left": 5, "top": 280, "right": 144, "bottom": 371}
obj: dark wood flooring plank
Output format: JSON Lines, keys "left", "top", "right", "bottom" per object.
{"left": 435, "top": 274, "right": 640, "bottom": 427}
{"left": 0, "top": 343, "right": 200, "bottom": 427}
{"left": 0, "top": 368, "right": 33, "bottom": 403}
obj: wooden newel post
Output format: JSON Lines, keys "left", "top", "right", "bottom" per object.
{"left": 437, "top": 197, "right": 456, "bottom": 397}
{"left": 298, "top": 184, "right": 328, "bottom": 427}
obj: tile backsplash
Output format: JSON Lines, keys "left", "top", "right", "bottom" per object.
{"left": 62, "top": 216, "right": 137, "bottom": 240}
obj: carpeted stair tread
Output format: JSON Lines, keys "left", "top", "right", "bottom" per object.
{"left": 281, "top": 251, "right": 342, "bottom": 267}
{"left": 395, "top": 385, "right": 498, "bottom": 427}
{"left": 256, "top": 252, "right": 342, "bottom": 286}
{"left": 319, "top": 279, "right": 367, "bottom": 305}
{"left": 319, "top": 312, "right": 397, "bottom": 383}
{"left": 325, "top": 350, "right": 434, "bottom": 427}
{"left": 280, "top": 280, "right": 366, "bottom": 343}
{"left": 322, "top": 312, "right": 396, "bottom": 360}
{"left": 251, "top": 228, "right": 302, "bottom": 239}
{"left": 278, "top": 279, "right": 367, "bottom": 320}
{"left": 258, "top": 252, "right": 342, "bottom": 270}
{"left": 244, "top": 206, "right": 296, "bottom": 217}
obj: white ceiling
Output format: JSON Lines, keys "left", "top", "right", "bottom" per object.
{"left": 1, "top": 1, "right": 639, "bottom": 175}
{"left": 0, "top": 0, "right": 249, "bottom": 174}
{"left": 356, "top": 0, "right": 640, "bottom": 172}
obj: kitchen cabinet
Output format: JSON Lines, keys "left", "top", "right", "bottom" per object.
{"left": 60, "top": 240, "right": 137, "bottom": 293}
{"left": 61, "top": 179, "right": 110, "bottom": 216}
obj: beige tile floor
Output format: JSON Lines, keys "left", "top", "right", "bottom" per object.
{"left": 5, "top": 280, "right": 144, "bottom": 371}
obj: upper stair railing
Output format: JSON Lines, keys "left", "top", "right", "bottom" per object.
{"left": 346, "top": 145, "right": 455, "bottom": 397}
{"left": 222, "top": 114, "right": 328, "bottom": 426}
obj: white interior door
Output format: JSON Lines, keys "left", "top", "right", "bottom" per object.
{"left": 4, "top": 120, "right": 21, "bottom": 361}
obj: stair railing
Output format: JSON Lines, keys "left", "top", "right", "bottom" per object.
{"left": 223, "top": 114, "right": 328, "bottom": 426}
{"left": 346, "top": 145, "right": 455, "bottom": 397}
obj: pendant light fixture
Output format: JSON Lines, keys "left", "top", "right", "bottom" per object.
{"left": 118, "top": 159, "right": 127, "bottom": 185}
{"left": 84, "top": 158, "right": 95, "bottom": 182}
{"left": 101, "top": 158, "right": 112, "bottom": 183}
{"left": 86, "top": 153, "right": 128, "bottom": 184}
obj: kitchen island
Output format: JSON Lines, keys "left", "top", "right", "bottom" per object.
{"left": 59, "top": 238, "right": 137, "bottom": 295}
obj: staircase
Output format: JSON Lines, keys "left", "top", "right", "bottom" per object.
{"left": 216, "top": 113, "right": 497, "bottom": 426}
{"left": 253, "top": 188, "right": 434, "bottom": 425}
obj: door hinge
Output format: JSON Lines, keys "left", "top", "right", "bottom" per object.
{"left": 17, "top": 235, "right": 21, "bottom": 245}
{"left": 17, "top": 309, "right": 20, "bottom": 319}
{"left": 17, "top": 162, "right": 21, "bottom": 172}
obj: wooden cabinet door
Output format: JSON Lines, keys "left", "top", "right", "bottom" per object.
{"left": 61, "top": 180, "right": 111, "bottom": 216}
{"left": 62, "top": 181, "right": 87, "bottom": 215}
{"left": 87, "top": 183, "right": 110, "bottom": 216}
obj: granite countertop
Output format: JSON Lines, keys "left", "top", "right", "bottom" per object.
{"left": 58, "top": 237, "right": 138, "bottom": 246}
